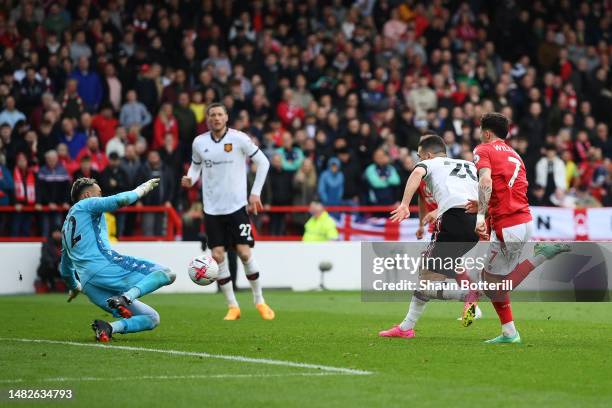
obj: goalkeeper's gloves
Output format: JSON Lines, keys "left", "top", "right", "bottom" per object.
{"left": 134, "top": 178, "right": 160, "bottom": 198}
{"left": 67, "top": 281, "right": 82, "bottom": 303}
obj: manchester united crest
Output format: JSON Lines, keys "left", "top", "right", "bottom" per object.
{"left": 224, "top": 143, "right": 233, "bottom": 152}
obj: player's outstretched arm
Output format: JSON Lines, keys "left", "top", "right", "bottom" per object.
{"left": 134, "top": 178, "right": 160, "bottom": 198}
{"left": 84, "top": 178, "right": 160, "bottom": 214}
{"left": 390, "top": 166, "right": 426, "bottom": 223}
{"left": 248, "top": 150, "right": 270, "bottom": 215}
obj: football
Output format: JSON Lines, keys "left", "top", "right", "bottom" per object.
{"left": 188, "top": 254, "right": 219, "bottom": 286}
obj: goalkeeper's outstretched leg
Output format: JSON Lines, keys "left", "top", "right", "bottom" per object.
{"left": 82, "top": 263, "right": 174, "bottom": 342}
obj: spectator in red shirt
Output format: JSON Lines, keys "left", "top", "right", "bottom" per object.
{"left": 92, "top": 104, "right": 119, "bottom": 148}
{"left": 76, "top": 136, "right": 108, "bottom": 172}
{"left": 557, "top": 48, "right": 573, "bottom": 82}
{"left": 412, "top": 4, "right": 429, "bottom": 38}
{"left": 456, "top": 13, "right": 476, "bottom": 42}
{"left": 56, "top": 143, "right": 78, "bottom": 176}
{"left": 11, "top": 152, "right": 35, "bottom": 236}
{"left": 276, "top": 88, "right": 305, "bottom": 128}
{"left": 153, "top": 102, "right": 179, "bottom": 150}
{"left": 452, "top": 82, "right": 469, "bottom": 105}
{"left": 0, "top": 19, "right": 20, "bottom": 49}
{"left": 574, "top": 130, "right": 591, "bottom": 163}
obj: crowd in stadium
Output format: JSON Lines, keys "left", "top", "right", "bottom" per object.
{"left": 0, "top": 0, "right": 610, "bottom": 238}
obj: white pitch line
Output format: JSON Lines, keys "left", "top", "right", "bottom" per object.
{"left": 0, "top": 338, "right": 372, "bottom": 376}
{"left": 0, "top": 373, "right": 338, "bottom": 384}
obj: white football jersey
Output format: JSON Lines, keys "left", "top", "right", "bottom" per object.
{"left": 415, "top": 156, "right": 478, "bottom": 216}
{"left": 192, "top": 128, "right": 260, "bottom": 215}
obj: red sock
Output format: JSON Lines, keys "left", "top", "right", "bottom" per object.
{"left": 506, "top": 259, "right": 535, "bottom": 289}
{"left": 491, "top": 293, "right": 513, "bottom": 324}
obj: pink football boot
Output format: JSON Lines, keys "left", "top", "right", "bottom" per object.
{"left": 378, "top": 325, "right": 415, "bottom": 339}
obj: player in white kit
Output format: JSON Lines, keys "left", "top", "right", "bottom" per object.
{"left": 182, "top": 103, "right": 274, "bottom": 320}
{"left": 379, "top": 135, "right": 480, "bottom": 339}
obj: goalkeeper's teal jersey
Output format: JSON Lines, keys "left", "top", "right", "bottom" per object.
{"left": 59, "top": 191, "right": 138, "bottom": 288}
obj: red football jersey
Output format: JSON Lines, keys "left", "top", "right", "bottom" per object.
{"left": 418, "top": 180, "right": 437, "bottom": 233}
{"left": 418, "top": 180, "right": 438, "bottom": 212}
{"left": 473, "top": 140, "right": 532, "bottom": 230}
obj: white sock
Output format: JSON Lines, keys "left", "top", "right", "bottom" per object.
{"left": 502, "top": 321, "right": 517, "bottom": 337}
{"left": 242, "top": 256, "right": 259, "bottom": 275}
{"left": 399, "top": 295, "right": 428, "bottom": 331}
{"left": 248, "top": 278, "right": 264, "bottom": 305}
{"left": 218, "top": 260, "right": 239, "bottom": 308}
{"left": 243, "top": 257, "right": 264, "bottom": 305}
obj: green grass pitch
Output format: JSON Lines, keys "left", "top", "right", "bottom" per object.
{"left": 2, "top": 291, "right": 612, "bottom": 407}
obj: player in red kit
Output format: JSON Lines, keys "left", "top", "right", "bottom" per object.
{"left": 467, "top": 112, "right": 569, "bottom": 343}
